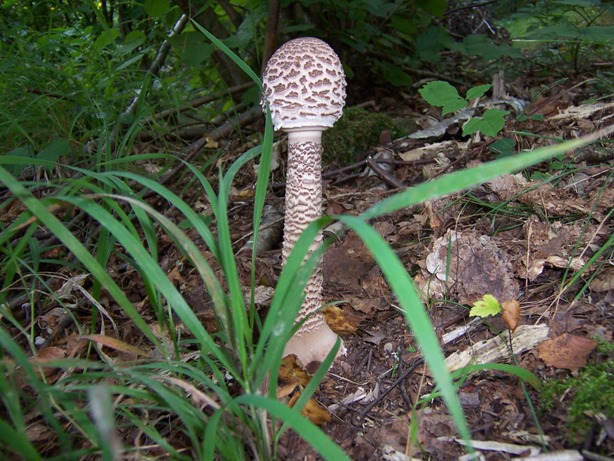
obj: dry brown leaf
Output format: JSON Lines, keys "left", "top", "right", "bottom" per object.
{"left": 422, "top": 230, "right": 519, "bottom": 304}
{"left": 277, "top": 381, "right": 298, "bottom": 400}
{"left": 167, "top": 265, "right": 184, "bottom": 285}
{"left": 364, "top": 330, "right": 386, "bottom": 346}
{"left": 288, "top": 393, "right": 331, "bottom": 426}
{"left": 501, "top": 300, "right": 521, "bottom": 333}
{"left": 537, "top": 333, "right": 597, "bottom": 371}
{"left": 279, "top": 354, "right": 311, "bottom": 387}
{"left": 324, "top": 305, "right": 358, "bottom": 334}
{"left": 30, "top": 346, "right": 67, "bottom": 380}
{"left": 84, "top": 334, "right": 153, "bottom": 358}
{"left": 156, "top": 376, "right": 220, "bottom": 409}
{"left": 34, "top": 346, "right": 66, "bottom": 361}
{"left": 590, "top": 266, "right": 614, "bottom": 292}
{"left": 26, "top": 423, "right": 55, "bottom": 443}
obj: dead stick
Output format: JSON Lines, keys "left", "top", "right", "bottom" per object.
{"left": 365, "top": 155, "right": 405, "bottom": 189}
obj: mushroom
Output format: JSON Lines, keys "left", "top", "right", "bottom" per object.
{"left": 261, "top": 37, "right": 347, "bottom": 368}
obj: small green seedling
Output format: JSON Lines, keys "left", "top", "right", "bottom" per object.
{"left": 469, "top": 293, "right": 501, "bottom": 318}
{"left": 470, "top": 294, "right": 520, "bottom": 332}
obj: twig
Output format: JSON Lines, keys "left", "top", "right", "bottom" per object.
{"left": 352, "top": 358, "right": 424, "bottom": 426}
{"left": 262, "top": 0, "right": 281, "bottom": 71}
{"left": 365, "top": 155, "right": 405, "bottom": 189}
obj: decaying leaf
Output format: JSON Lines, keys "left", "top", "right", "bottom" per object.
{"left": 589, "top": 266, "right": 614, "bottom": 292}
{"left": 537, "top": 333, "right": 597, "bottom": 371}
{"left": 288, "top": 392, "right": 331, "bottom": 425}
{"left": 30, "top": 346, "right": 67, "bottom": 379}
{"left": 279, "top": 354, "right": 311, "bottom": 387}
{"left": 84, "top": 334, "right": 153, "bottom": 359}
{"left": 501, "top": 300, "right": 521, "bottom": 332}
{"left": 421, "top": 230, "right": 519, "bottom": 305}
{"left": 324, "top": 305, "right": 359, "bottom": 334}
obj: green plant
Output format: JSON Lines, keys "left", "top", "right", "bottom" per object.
{"left": 419, "top": 81, "right": 510, "bottom": 137}
{"left": 541, "top": 338, "right": 614, "bottom": 442}
{"left": 503, "top": 0, "right": 614, "bottom": 75}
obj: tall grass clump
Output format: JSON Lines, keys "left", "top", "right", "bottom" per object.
{"left": 2, "top": 18, "right": 613, "bottom": 460}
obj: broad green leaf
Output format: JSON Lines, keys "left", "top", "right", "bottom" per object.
{"left": 489, "top": 138, "right": 516, "bottom": 157}
{"left": 418, "top": 0, "right": 448, "bottom": 17}
{"left": 463, "top": 109, "right": 509, "bottom": 137}
{"left": 144, "top": 0, "right": 170, "bottom": 18}
{"left": 379, "top": 62, "right": 413, "bottom": 87}
{"left": 470, "top": 294, "right": 502, "bottom": 318}
{"left": 466, "top": 84, "right": 491, "bottom": 101}
{"left": 419, "top": 81, "right": 467, "bottom": 115}
{"left": 454, "top": 34, "right": 522, "bottom": 60}
{"left": 92, "top": 29, "right": 119, "bottom": 51}
{"left": 415, "top": 26, "right": 453, "bottom": 63}
{"left": 171, "top": 31, "right": 212, "bottom": 66}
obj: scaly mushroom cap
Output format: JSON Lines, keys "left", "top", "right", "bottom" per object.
{"left": 261, "top": 37, "right": 346, "bottom": 131}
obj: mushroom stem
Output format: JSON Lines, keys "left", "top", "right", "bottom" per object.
{"left": 282, "top": 129, "right": 341, "bottom": 366}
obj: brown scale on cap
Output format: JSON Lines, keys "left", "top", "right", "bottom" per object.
{"left": 261, "top": 38, "right": 347, "bottom": 368}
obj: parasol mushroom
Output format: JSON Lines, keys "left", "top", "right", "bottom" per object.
{"left": 261, "top": 37, "right": 347, "bottom": 368}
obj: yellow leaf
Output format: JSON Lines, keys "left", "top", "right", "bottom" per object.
{"left": 469, "top": 294, "right": 501, "bottom": 318}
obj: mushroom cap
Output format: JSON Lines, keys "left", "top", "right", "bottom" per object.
{"left": 261, "top": 37, "right": 347, "bottom": 132}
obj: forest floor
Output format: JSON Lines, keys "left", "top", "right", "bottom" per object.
{"left": 216, "top": 77, "right": 612, "bottom": 460}
{"left": 5, "top": 74, "right": 613, "bottom": 461}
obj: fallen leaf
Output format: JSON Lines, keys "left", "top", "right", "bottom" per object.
{"left": 279, "top": 355, "right": 311, "bottom": 387}
{"left": 590, "top": 266, "right": 614, "bottom": 292}
{"left": 35, "top": 346, "right": 66, "bottom": 361}
{"left": 167, "top": 265, "right": 184, "bottom": 285}
{"left": 30, "top": 346, "right": 67, "bottom": 380}
{"left": 537, "top": 333, "right": 597, "bottom": 371}
{"left": 324, "top": 305, "right": 359, "bottom": 334}
{"left": 289, "top": 393, "right": 331, "bottom": 425}
{"left": 501, "top": 300, "right": 521, "bottom": 332}
{"left": 155, "top": 376, "right": 220, "bottom": 409}
{"left": 422, "top": 230, "right": 519, "bottom": 305}
{"left": 277, "top": 381, "right": 298, "bottom": 399}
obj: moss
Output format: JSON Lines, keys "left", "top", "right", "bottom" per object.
{"left": 322, "top": 106, "right": 403, "bottom": 166}
{"left": 540, "top": 338, "right": 614, "bottom": 443}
